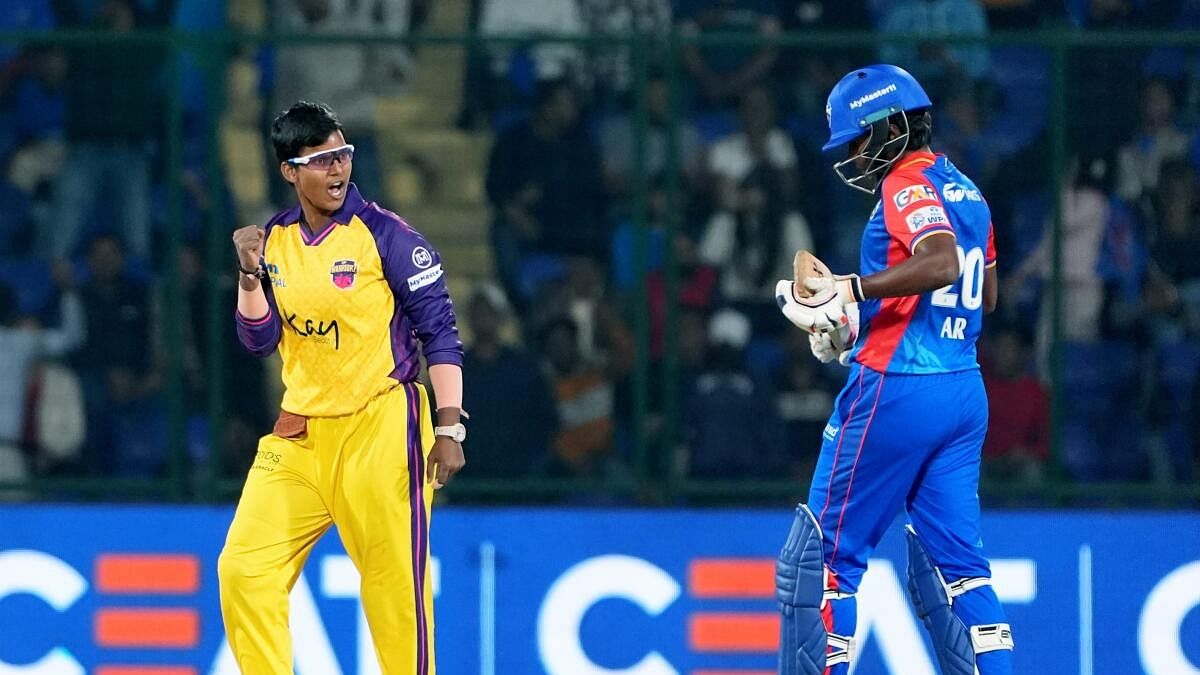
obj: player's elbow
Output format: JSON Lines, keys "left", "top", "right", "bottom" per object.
{"left": 983, "top": 291, "right": 998, "bottom": 314}
{"left": 930, "top": 255, "right": 960, "bottom": 288}
{"left": 238, "top": 339, "right": 277, "bottom": 358}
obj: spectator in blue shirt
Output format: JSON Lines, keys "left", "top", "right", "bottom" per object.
{"left": 878, "top": 0, "right": 990, "bottom": 99}
{"left": 676, "top": 0, "right": 785, "bottom": 110}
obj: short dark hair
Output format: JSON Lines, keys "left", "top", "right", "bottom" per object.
{"left": 271, "top": 101, "right": 342, "bottom": 163}
{"left": 896, "top": 107, "right": 933, "bottom": 150}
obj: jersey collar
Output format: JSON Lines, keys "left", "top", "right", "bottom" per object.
{"left": 295, "top": 183, "right": 368, "bottom": 246}
{"left": 893, "top": 150, "right": 939, "bottom": 172}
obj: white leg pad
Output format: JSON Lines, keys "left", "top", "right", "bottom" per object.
{"left": 970, "top": 624, "right": 1015, "bottom": 653}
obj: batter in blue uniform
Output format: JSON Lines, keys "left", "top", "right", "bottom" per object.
{"left": 773, "top": 65, "right": 1013, "bottom": 675}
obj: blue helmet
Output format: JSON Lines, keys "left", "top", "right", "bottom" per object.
{"left": 823, "top": 64, "right": 933, "bottom": 194}
{"left": 822, "top": 64, "right": 932, "bottom": 154}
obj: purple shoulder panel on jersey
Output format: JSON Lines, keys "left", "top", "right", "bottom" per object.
{"left": 234, "top": 207, "right": 295, "bottom": 357}
{"left": 357, "top": 201, "right": 464, "bottom": 383}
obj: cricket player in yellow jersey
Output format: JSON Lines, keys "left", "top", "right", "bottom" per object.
{"left": 219, "top": 101, "right": 466, "bottom": 674}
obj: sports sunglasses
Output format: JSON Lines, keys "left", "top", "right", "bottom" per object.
{"left": 287, "top": 144, "right": 355, "bottom": 169}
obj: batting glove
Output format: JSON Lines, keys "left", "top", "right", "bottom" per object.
{"left": 803, "top": 273, "right": 865, "bottom": 309}
{"left": 776, "top": 279, "right": 852, "bottom": 338}
{"left": 809, "top": 332, "right": 839, "bottom": 363}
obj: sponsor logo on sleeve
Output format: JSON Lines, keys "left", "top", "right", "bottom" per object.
{"left": 905, "top": 205, "right": 948, "bottom": 233}
{"left": 407, "top": 263, "right": 443, "bottom": 292}
{"left": 892, "top": 184, "right": 938, "bottom": 209}
{"left": 942, "top": 182, "right": 983, "bottom": 202}
{"left": 412, "top": 246, "right": 433, "bottom": 269}
{"left": 329, "top": 259, "right": 357, "bottom": 290}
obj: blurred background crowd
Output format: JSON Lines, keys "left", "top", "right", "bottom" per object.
{"left": 0, "top": 0, "right": 1198, "bottom": 505}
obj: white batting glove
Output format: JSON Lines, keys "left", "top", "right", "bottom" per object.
{"left": 805, "top": 304, "right": 859, "bottom": 366}
{"left": 803, "top": 273, "right": 865, "bottom": 310}
{"left": 809, "top": 332, "right": 839, "bottom": 363}
{"left": 809, "top": 318, "right": 855, "bottom": 364}
{"left": 775, "top": 280, "right": 842, "bottom": 333}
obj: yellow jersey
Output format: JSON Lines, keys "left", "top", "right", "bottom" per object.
{"left": 235, "top": 184, "right": 462, "bottom": 417}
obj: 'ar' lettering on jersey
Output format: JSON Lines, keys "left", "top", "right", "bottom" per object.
{"left": 940, "top": 316, "right": 967, "bottom": 340}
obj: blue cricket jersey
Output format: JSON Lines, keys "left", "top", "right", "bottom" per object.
{"left": 848, "top": 151, "right": 997, "bottom": 374}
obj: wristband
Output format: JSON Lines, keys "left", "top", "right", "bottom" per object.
{"left": 237, "top": 262, "right": 266, "bottom": 279}
{"left": 837, "top": 274, "right": 865, "bottom": 303}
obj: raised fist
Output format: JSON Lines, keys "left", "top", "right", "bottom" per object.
{"left": 232, "top": 225, "right": 265, "bottom": 271}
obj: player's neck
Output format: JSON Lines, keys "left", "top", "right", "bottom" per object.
{"left": 299, "top": 202, "right": 334, "bottom": 236}
{"left": 893, "top": 146, "right": 935, "bottom": 171}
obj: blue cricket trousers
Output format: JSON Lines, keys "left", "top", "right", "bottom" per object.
{"left": 807, "top": 364, "right": 1011, "bottom": 675}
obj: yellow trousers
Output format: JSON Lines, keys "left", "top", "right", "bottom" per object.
{"left": 218, "top": 382, "right": 436, "bottom": 674}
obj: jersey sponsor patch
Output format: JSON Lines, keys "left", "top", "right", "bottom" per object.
{"left": 823, "top": 422, "right": 839, "bottom": 441}
{"left": 942, "top": 182, "right": 982, "bottom": 202}
{"left": 905, "top": 205, "right": 948, "bottom": 233}
{"left": 892, "top": 184, "right": 938, "bottom": 209}
{"left": 329, "top": 259, "right": 357, "bottom": 290}
{"left": 412, "top": 246, "right": 433, "bottom": 269}
{"left": 407, "top": 263, "right": 443, "bottom": 292}
{"left": 265, "top": 262, "right": 286, "bottom": 288}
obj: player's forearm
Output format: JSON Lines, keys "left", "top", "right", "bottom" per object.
{"left": 861, "top": 261, "right": 957, "bottom": 299}
{"left": 860, "top": 234, "right": 960, "bottom": 299}
{"left": 983, "top": 266, "right": 998, "bottom": 314}
{"left": 429, "top": 363, "right": 463, "bottom": 425}
{"left": 234, "top": 275, "right": 281, "bottom": 357}
{"left": 237, "top": 275, "right": 270, "bottom": 319}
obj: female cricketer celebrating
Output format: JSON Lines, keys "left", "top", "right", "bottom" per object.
{"left": 774, "top": 66, "right": 1013, "bottom": 675}
{"left": 219, "top": 101, "right": 465, "bottom": 674}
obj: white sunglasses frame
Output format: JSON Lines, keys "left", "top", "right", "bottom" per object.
{"left": 287, "top": 143, "right": 356, "bottom": 167}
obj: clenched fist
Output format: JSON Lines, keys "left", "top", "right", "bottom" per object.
{"left": 232, "top": 225, "right": 265, "bottom": 272}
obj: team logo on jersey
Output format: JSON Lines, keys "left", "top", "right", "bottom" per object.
{"left": 905, "top": 205, "right": 948, "bottom": 233}
{"left": 330, "top": 259, "right": 357, "bottom": 290}
{"left": 893, "top": 184, "right": 938, "bottom": 209}
{"left": 942, "top": 182, "right": 983, "bottom": 202}
{"left": 412, "top": 246, "right": 433, "bottom": 269}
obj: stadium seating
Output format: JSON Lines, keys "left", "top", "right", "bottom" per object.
{"left": 1061, "top": 340, "right": 1141, "bottom": 481}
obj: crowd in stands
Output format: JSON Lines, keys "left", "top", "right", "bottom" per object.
{"left": 466, "top": 0, "right": 1200, "bottom": 494}
{"left": 0, "top": 0, "right": 1198, "bottom": 501}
